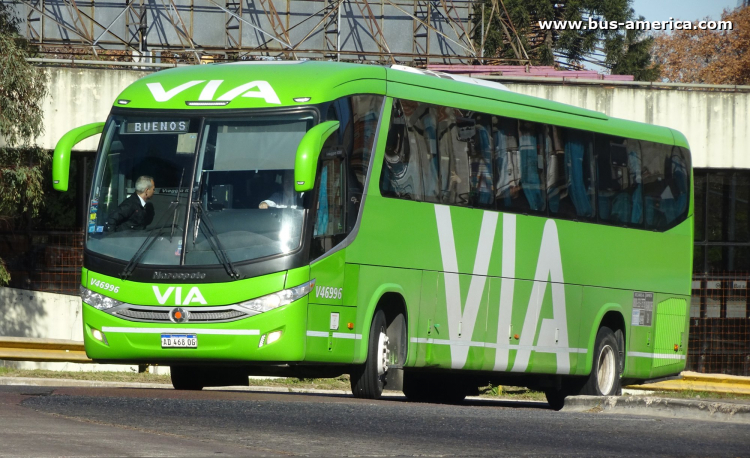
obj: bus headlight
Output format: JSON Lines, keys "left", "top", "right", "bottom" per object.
{"left": 80, "top": 286, "right": 124, "bottom": 311}
{"left": 239, "top": 279, "right": 315, "bottom": 314}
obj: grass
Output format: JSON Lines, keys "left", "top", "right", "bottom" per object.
{"left": 0, "top": 366, "right": 352, "bottom": 391}
{"left": 0, "top": 367, "right": 172, "bottom": 383}
{"left": 478, "top": 384, "right": 547, "bottom": 402}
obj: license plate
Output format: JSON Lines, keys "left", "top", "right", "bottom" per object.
{"left": 161, "top": 334, "right": 197, "bottom": 348}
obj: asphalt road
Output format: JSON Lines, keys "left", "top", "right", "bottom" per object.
{"left": 1, "top": 385, "right": 748, "bottom": 457}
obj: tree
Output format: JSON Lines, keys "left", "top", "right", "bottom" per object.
{"left": 0, "top": 3, "right": 49, "bottom": 284}
{"left": 651, "top": 6, "right": 750, "bottom": 85}
{"left": 473, "top": 0, "right": 660, "bottom": 81}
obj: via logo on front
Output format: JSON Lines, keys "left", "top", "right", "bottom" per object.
{"left": 152, "top": 286, "right": 207, "bottom": 306}
{"left": 146, "top": 80, "right": 281, "bottom": 104}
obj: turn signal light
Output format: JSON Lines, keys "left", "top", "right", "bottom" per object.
{"left": 674, "top": 344, "right": 679, "bottom": 351}
{"left": 347, "top": 322, "right": 354, "bottom": 330}
{"left": 514, "top": 334, "right": 520, "bottom": 340}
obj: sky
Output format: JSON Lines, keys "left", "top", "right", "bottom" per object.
{"left": 631, "top": 0, "right": 741, "bottom": 22}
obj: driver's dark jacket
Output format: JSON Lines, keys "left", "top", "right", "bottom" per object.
{"left": 106, "top": 193, "right": 154, "bottom": 230}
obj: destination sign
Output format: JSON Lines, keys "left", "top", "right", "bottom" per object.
{"left": 123, "top": 119, "right": 189, "bottom": 134}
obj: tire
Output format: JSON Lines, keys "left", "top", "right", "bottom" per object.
{"left": 402, "top": 371, "right": 467, "bottom": 404}
{"left": 351, "top": 310, "right": 389, "bottom": 399}
{"left": 545, "top": 327, "right": 622, "bottom": 410}
{"left": 580, "top": 326, "right": 622, "bottom": 396}
{"left": 544, "top": 389, "right": 568, "bottom": 411}
{"left": 170, "top": 365, "right": 205, "bottom": 391}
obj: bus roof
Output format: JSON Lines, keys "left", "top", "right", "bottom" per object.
{"left": 113, "top": 61, "right": 599, "bottom": 118}
{"left": 112, "top": 61, "right": 680, "bottom": 146}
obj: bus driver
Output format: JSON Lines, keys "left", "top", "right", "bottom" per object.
{"left": 106, "top": 175, "right": 156, "bottom": 231}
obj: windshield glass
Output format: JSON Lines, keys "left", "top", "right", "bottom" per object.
{"left": 185, "top": 114, "right": 312, "bottom": 265}
{"left": 87, "top": 115, "right": 198, "bottom": 266}
{"left": 86, "top": 112, "right": 314, "bottom": 268}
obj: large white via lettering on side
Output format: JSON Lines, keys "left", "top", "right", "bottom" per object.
{"left": 433, "top": 206, "right": 573, "bottom": 374}
{"left": 434, "top": 205, "right": 498, "bottom": 369}
{"left": 152, "top": 286, "right": 207, "bottom": 306}
{"left": 145, "top": 80, "right": 281, "bottom": 104}
{"left": 508, "top": 219, "right": 570, "bottom": 375}
{"left": 493, "top": 213, "right": 517, "bottom": 372}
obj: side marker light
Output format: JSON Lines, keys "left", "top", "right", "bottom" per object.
{"left": 514, "top": 334, "right": 520, "bottom": 340}
{"left": 347, "top": 322, "right": 354, "bottom": 330}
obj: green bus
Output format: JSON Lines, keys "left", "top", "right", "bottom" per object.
{"left": 53, "top": 62, "right": 692, "bottom": 407}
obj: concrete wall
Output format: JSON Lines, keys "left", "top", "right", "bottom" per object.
{"left": 31, "top": 66, "right": 750, "bottom": 169}
{"left": 505, "top": 83, "right": 750, "bottom": 169}
{"left": 38, "top": 67, "right": 147, "bottom": 152}
{"left": 0, "top": 287, "right": 151, "bottom": 372}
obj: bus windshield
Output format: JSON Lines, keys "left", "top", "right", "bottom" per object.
{"left": 86, "top": 112, "right": 315, "bottom": 269}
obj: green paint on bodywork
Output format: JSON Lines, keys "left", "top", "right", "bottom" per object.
{"left": 70, "top": 62, "right": 692, "bottom": 383}
{"left": 113, "top": 62, "right": 387, "bottom": 110}
{"left": 83, "top": 268, "right": 287, "bottom": 306}
{"left": 84, "top": 299, "right": 308, "bottom": 363}
{"left": 53, "top": 122, "right": 105, "bottom": 191}
{"left": 305, "top": 304, "right": 358, "bottom": 362}
{"left": 294, "top": 120, "right": 340, "bottom": 192}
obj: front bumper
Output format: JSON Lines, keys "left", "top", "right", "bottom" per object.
{"left": 82, "top": 298, "right": 308, "bottom": 364}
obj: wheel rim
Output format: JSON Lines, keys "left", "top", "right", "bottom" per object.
{"left": 597, "top": 344, "right": 616, "bottom": 394}
{"left": 376, "top": 330, "right": 390, "bottom": 377}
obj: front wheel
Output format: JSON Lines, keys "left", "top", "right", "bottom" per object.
{"left": 170, "top": 366, "right": 205, "bottom": 391}
{"left": 351, "top": 310, "right": 389, "bottom": 399}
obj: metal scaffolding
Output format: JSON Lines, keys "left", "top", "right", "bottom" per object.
{"left": 12, "top": 0, "right": 527, "bottom": 65}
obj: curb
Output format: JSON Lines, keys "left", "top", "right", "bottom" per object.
{"left": 562, "top": 395, "right": 750, "bottom": 424}
{"left": 625, "top": 371, "right": 750, "bottom": 395}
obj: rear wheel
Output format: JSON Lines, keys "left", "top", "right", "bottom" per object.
{"left": 580, "top": 326, "right": 622, "bottom": 396}
{"left": 351, "top": 310, "right": 389, "bottom": 399}
{"left": 545, "top": 326, "right": 622, "bottom": 410}
{"left": 170, "top": 366, "right": 205, "bottom": 391}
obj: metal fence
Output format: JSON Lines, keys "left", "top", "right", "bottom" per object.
{"left": 0, "top": 231, "right": 83, "bottom": 295}
{"left": 688, "top": 275, "right": 750, "bottom": 376}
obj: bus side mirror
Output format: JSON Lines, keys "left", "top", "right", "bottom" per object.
{"left": 294, "top": 120, "right": 340, "bottom": 192}
{"left": 52, "top": 122, "right": 105, "bottom": 191}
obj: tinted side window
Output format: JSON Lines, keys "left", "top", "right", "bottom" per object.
{"left": 493, "top": 117, "right": 546, "bottom": 214}
{"left": 347, "top": 95, "right": 382, "bottom": 230}
{"left": 436, "top": 106, "right": 471, "bottom": 206}
{"left": 380, "top": 100, "right": 422, "bottom": 200}
{"left": 468, "top": 113, "right": 494, "bottom": 209}
{"left": 597, "top": 136, "right": 644, "bottom": 227}
{"left": 310, "top": 149, "right": 346, "bottom": 259}
{"left": 643, "top": 143, "right": 690, "bottom": 230}
{"left": 547, "top": 127, "right": 596, "bottom": 220}
{"left": 404, "top": 101, "right": 440, "bottom": 203}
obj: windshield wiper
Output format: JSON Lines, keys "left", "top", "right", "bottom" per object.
{"left": 120, "top": 201, "right": 179, "bottom": 279}
{"left": 170, "top": 168, "right": 186, "bottom": 242}
{"left": 191, "top": 201, "right": 241, "bottom": 280}
{"left": 121, "top": 169, "right": 186, "bottom": 279}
